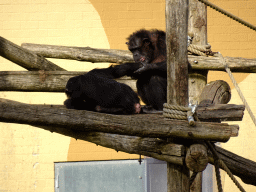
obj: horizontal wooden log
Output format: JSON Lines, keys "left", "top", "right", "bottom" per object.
{"left": 37, "top": 125, "right": 185, "bottom": 165}
{"left": 22, "top": 43, "right": 134, "bottom": 64}
{"left": 208, "top": 146, "right": 256, "bottom": 186}
{"left": 22, "top": 43, "right": 256, "bottom": 73}
{"left": 196, "top": 104, "right": 245, "bottom": 121}
{"left": 0, "top": 98, "right": 238, "bottom": 142}
{"left": 189, "top": 55, "right": 256, "bottom": 73}
{"left": 2, "top": 99, "right": 254, "bottom": 186}
{"left": 0, "top": 37, "right": 65, "bottom": 71}
{"left": 0, "top": 72, "right": 243, "bottom": 121}
{"left": 0, "top": 71, "right": 137, "bottom": 92}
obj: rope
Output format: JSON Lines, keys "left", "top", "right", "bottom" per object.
{"left": 163, "top": 103, "right": 196, "bottom": 126}
{"left": 219, "top": 53, "right": 256, "bottom": 127}
{"left": 197, "top": 0, "right": 256, "bottom": 32}
{"left": 188, "top": 44, "right": 212, "bottom": 56}
{"left": 213, "top": 153, "right": 223, "bottom": 192}
{"left": 205, "top": 141, "right": 246, "bottom": 192}
{"left": 189, "top": 172, "right": 198, "bottom": 186}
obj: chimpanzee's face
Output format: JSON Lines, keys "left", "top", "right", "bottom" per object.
{"left": 127, "top": 37, "right": 154, "bottom": 64}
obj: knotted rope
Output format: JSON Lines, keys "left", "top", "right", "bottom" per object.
{"left": 163, "top": 103, "right": 196, "bottom": 126}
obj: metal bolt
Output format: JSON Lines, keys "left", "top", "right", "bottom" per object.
{"left": 194, "top": 60, "right": 198, "bottom": 64}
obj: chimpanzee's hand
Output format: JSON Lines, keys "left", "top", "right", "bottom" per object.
{"left": 134, "top": 64, "right": 151, "bottom": 74}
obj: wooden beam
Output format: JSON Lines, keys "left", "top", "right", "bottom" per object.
{"left": 209, "top": 146, "right": 256, "bottom": 186}
{"left": 21, "top": 43, "right": 134, "bottom": 64}
{"left": 0, "top": 71, "right": 137, "bottom": 92}
{"left": 166, "top": 0, "right": 190, "bottom": 191}
{"left": 0, "top": 98, "right": 238, "bottom": 142}
{"left": 196, "top": 104, "right": 244, "bottom": 121}
{"left": 21, "top": 43, "right": 256, "bottom": 73}
{"left": 38, "top": 125, "right": 185, "bottom": 165}
{"left": 0, "top": 36, "right": 65, "bottom": 71}
{"left": 2, "top": 99, "right": 254, "bottom": 186}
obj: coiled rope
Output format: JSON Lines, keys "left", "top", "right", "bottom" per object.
{"left": 188, "top": 44, "right": 212, "bottom": 56}
{"left": 197, "top": 0, "right": 256, "bottom": 32}
{"left": 163, "top": 103, "right": 196, "bottom": 126}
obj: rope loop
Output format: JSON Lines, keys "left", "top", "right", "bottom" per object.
{"left": 163, "top": 103, "right": 196, "bottom": 126}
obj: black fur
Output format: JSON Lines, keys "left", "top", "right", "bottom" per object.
{"left": 64, "top": 69, "right": 141, "bottom": 114}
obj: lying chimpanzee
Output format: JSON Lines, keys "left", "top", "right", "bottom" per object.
{"left": 64, "top": 69, "right": 141, "bottom": 114}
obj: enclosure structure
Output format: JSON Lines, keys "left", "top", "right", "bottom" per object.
{"left": 0, "top": 0, "right": 256, "bottom": 192}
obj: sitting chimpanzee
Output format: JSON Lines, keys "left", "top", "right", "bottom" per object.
{"left": 91, "top": 29, "right": 168, "bottom": 113}
{"left": 64, "top": 69, "right": 141, "bottom": 114}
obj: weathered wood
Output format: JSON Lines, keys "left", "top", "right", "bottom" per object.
{"left": 166, "top": 0, "right": 190, "bottom": 191}
{"left": 22, "top": 43, "right": 134, "bottom": 64}
{"left": 196, "top": 104, "right": 244, "bottom": 122}
{"left": 188, "top": 1, "right": 208, "bottom": 191}
{"left": 208, "top": 146, "right": 256, "bottom": 186}
{"left": 21, "top": 43, "right": 256, "bottom": 73}
{"left": 199, "top": 80, "right": 231, "bottom": 105}
{"left": 189, "top": 56, "right": 256, "bottom": 73}
{"left": 0, "top": 71, "right": 137, "bottom": 92}
{"left": 185, "top": 144, "right": 208, "bottom": 172}
{"left": 0, "top": 98, "right": 238, "bottom": 141}
{"left": 37, "top": 125, "right": 185, "bottom": 165}
{"left": 0, "top": 36, "right": 65, "bottom": 71}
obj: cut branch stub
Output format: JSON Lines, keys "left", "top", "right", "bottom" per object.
{"left": 185, "top": 144, "right": 208, "bottom": 172}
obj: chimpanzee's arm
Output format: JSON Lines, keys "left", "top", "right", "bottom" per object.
{"left": 134, "top": 61, "right": 167, "bottom": 74}
{"left": 88, "top": 63, "right": 143, "bottom": 79}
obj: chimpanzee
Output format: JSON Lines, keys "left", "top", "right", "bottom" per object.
{"left": 94, "top": 29, "right": 168, "bottom": 112}
{"left": 64, "top": 69, "right": 141, "bottom": 114}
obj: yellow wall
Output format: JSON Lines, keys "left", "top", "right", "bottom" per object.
{"left": 0, "top": 0, "right": 256, "bottom": 191}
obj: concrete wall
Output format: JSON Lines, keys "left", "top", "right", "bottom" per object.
{"left": 0, "top": 0, "right": 255, "bottom": 191}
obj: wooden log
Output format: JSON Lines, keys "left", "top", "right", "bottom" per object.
{"left": 0, "top": 71, "right": 137, "bottom": 92}
{"left": 0, "top": 71, "right": 243, "bottom": 121}
{"left": 196, "top": 104, "right": 245, "bottom": 121}
{"left": 199, "top": 80, "right": 231, "bottom": 105}
{"left": 2, "top": 100, "right": 255, "bottom": 186}
{"left": 37, "top": 125, "right": 185, "bottom": 165}
{"left": 0, "top": 36, "right": 65, "bottom": 71}
{"left": 166, "top": 0, "right": 190, "bottom": 191}
{"left": 185, "top": 144, "right": 208, "bottom": 172}
{"left": 21, "top": 43, "right": 134, "bottom": 64}
{"left": 0, "top": 98, "right": 238, "bottom": 142}
{"left": 21, "top": 43, "right": 256, "bottom": 73}
{"left": 189, "top": 56, "right": 256, "bottom": 73}
{"left": 208, "top": 146, "right": 256, "bottom": 186}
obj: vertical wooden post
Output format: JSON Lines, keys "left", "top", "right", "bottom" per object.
{"left": 188, "top": 1, "right": 208, "bottom": 191}
{"left": 166, "top": 0, "right": 190, "bottom": 191}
